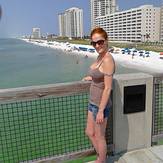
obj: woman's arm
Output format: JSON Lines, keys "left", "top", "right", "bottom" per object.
{"left": 99, "top": 75, "right": 113, "bottom": 112}
{"left": 96, "top": 56, "right": 115, "bottom": 123}
{"left": 82, "top": 76, "right": 92, "bottom": 81}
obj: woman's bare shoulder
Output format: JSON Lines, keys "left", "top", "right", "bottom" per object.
{"left": 101, "top": 53, "right": 115, "bottom": 74}
{"left": 103, "top": 53, "right": 114, "bottom": 64}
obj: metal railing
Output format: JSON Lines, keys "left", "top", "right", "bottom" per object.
{"left": 0, "top": 81, "right": 113, "bottom": 163}
{"left": 152, "top": 76, "right": 163, "bottom": 142}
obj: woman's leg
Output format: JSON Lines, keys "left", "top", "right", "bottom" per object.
{"left": 85, "top": 111, "right": 98, "bottom": 154}
{"left": 94, "top": 118, "right": 108, "bottom": 163}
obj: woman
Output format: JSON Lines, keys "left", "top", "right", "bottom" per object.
{"left": 83, "top": 27, "right": 115, "bottom": 163}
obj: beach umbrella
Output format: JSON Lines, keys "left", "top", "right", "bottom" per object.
{"left": 126, "top": 49, "right": 131, "bottom": 55}
{"left": 88, "top": 48, "right": 95, "bottom": 53}
{"left": 160, "top": 52, "right": 163, "bottom": 59}
{"left": 109, "top": 47, "right": 114, "bottom": 53}
{"left": 121, "top": 49, "right": 125, "bottom": 54}
{"left": 145, "top": 51, "right": 150, "bottom": 57}
{"left": 132, "top": 50, "right": 137, "bottom": 55}
{"left": 139, "top": 51, "right": 144, "bottom": 56}
{"left": 79, "top": 47, "right": 88, "bottom": 51}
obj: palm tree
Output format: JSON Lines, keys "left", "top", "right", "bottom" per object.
{"left": 138, "top": 34, "right": 142, "bottom": 42}
{"left": 143, "top": 34, "right": 146, "bottom": 42}
{"left": 145, "top": 33, "right": 150, "bottom": 42}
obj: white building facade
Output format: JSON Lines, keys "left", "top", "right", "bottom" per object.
{"left": 32, "top": 28, "right": 41, "bottom": 39}
{"left": 58, "top": 7, "right": 83, "bottom": 38}
{"left": 58, "top": 13, "right": 66, "bottom": 37}
{"left": 90, "top": 0, "right": 117, "bottom": 29}
{"left": 95, "top": 5, "right": 161, "bottom": 42}
{"left": 160, "top": 4, "right": 163, "bottom": 42}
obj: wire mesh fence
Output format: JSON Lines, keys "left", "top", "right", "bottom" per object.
{"left": 0, "top": 83, "right": 113, "bottom": 163}
{"left": 152, "top": 77, "right": 163, "bottom": 142}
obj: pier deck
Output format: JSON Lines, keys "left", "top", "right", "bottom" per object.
{"left": 87, "top": 145, "right": 163, "bottom": 163}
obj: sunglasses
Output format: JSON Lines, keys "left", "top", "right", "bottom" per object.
{"left": 90, "top": 40, "right": 105, "bottom": 47}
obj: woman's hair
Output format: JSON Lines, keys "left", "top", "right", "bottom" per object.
{"left": 90, "top": 27, "right": 108, "bottom": 40}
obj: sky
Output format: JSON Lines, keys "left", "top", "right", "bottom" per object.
{"left": 0, "top": 0, "right": 162, "bottom": 38}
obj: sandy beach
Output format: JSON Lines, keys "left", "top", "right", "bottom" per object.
{"left": 22, "top": 39, "right": 163, "bottom": 75}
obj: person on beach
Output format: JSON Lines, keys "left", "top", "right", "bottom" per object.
{"left": 82, "top": 27, "right": 115, "bottom": 163}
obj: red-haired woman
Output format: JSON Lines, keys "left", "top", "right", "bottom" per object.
{"left": 83, "top": 27, "right": 115, "bottom": 163}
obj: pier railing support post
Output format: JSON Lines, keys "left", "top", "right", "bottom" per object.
{"left": 113, "top": 73, "right": 153, "bottom": 154}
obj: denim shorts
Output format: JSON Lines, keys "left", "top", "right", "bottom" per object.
{"left": 88, "top": 103, "right": 110, "bottom": 121}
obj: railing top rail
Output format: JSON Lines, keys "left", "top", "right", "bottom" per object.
{"left": 0, "top": 81, "right": 91, "bottom": 103}
{"left": 0, "top": 73, "right": 154, "bottom": 103}
{"left": 154, "top": 76, "right": 163, "bottom": 84}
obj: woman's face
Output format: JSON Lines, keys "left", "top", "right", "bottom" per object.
{"left": 91, "top": 33, "right": 108, "bottom": 54}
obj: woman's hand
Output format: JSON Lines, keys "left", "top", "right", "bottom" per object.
{"left": 96, "top": 110, "right": 104, "bottom": 124}
{"left": 82, "top": 76, "right": 92, "bottom": 81}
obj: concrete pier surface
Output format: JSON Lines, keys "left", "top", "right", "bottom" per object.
{"left": 87, "top": 145, "right": 163, "bottom": 163}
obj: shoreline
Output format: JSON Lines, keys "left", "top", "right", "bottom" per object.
{"left": 21, "top": 38, "right": 163, "bottom": 75}
{"left": 21, "top": 38, "right": 98, "bottom": 59}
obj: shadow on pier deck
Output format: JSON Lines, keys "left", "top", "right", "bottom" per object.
{"left": 86, "top": 145, "right": 163, "bottom": 163}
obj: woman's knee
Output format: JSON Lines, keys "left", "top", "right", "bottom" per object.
{"left": 85, "top": 128, "right": 95, "bottom": 138}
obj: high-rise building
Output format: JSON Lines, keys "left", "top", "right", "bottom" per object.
{"left": 32, "top": 28, "right": 41, "bottom": 39}
{"left": 160, "top": 4, "right": 163, "bottom": 42}
{"left": 58, "top": 13, "right": 66, "bottom": 37}
{"left": 58, "top": 7, "right": 83, "bottom": 38}
{"left": 96, "top": 5, "right": 161, "bottom": 42}
{"left": 90, "top": 0, "right": 117, "bottom": 29}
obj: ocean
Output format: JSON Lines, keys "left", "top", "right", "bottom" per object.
{"left": 0, "top": 39, "right": 161, "bottom": 163}
{"left": 0, "top": 38, "right": 140, "bottom": 89}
